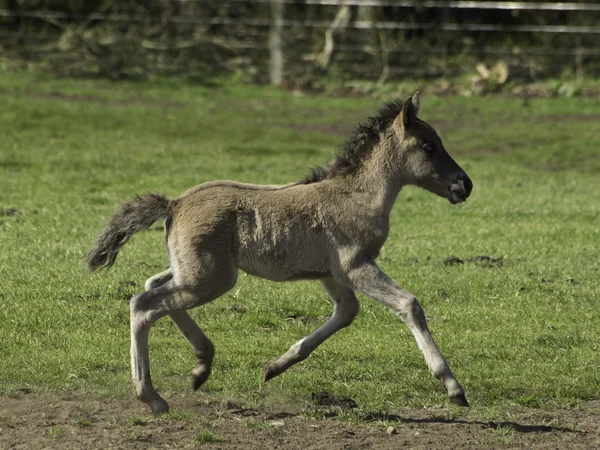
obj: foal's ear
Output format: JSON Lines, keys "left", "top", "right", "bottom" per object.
{"left": 399, "top": 95, "right": 417, "bottom": 127}
{"left": 412, "top": 90, "right": 421, "bottom": 115}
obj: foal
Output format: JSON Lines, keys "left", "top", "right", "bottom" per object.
{"left": 88, "top": 92, "right": 473, "bottom": 413}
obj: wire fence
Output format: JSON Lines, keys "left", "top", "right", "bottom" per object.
{"left": 2, "top": 6, "right": 600, "bottom": 32}
{"left": 1, "top": 0, "right": 599, "bottom": 81}
{"left": 178, "top": 0, "right": 600, "bottom": 10}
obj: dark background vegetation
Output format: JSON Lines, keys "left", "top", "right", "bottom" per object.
{"left": 1, "top": 0, "right": 599, "bottom": 83}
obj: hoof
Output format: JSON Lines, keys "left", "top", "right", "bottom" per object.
{"left": 449, "top": 393, "right": 469, "bottom": 407}
{"left": 148, "top": 397, "right": 170, "bottom": 415}
{"left": 262, "top": 362, "right": 281, "bottom": 383}
{"left": 191, "top": 365, "right": 211, "bottom": 391}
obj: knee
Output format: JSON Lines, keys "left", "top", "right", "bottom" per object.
{"left": 130, "top": 292, "right": 144, "bottom": 312}
{"left": 130, "top": 292, "right": 149, "bottom": 313}
{"left": 130, "top": 294, "right": 147, "bottom": 327}
{"left": 130, "top": 292, "right": 161, "bottom": 326}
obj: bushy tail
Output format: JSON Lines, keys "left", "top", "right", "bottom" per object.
{"left": 87, "top": 193, "right": 171, "bottom": 271}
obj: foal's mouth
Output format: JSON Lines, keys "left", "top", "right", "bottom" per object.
{"left": 448, "top": 195, "right": 466, "bottom": 205}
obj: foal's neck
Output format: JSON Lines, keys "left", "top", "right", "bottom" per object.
{"left": 342, "top": 153, "right": 403, "bottom": 217}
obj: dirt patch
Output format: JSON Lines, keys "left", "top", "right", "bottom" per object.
{"left": 0, "top": 88, "right": 185, "bottom": 109}
{"left": 443, "top": 255, "right": 504, "bottom": 268}
{"left": 311, "top": 391, "right": 357, "bottom": 409}
{"left": 1, "top": 392, "right": 599, "bottom": 449}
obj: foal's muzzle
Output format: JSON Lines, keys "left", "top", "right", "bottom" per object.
{"left": 448, "top": 175, "right": 473, "bottom": 204}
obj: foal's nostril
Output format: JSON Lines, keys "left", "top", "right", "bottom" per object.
{"left": 448, "top": 172, "right": 473, "bottom": 202}
{"left": 450, "top": 176, "right": 472, "bottom": 200}
{"left": 450, "top": 184, "right": 465, "bottom": 196}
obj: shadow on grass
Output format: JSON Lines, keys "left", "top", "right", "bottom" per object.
{"left": 361, "top": 411, "right": 579, "bottom": 434}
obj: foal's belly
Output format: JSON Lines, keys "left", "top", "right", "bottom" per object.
{"left": 235, "top": 245, "right": 331, "bottom": 282}
{"left": 234, "top": 229, "right": 331, "bottom": 282}
{"left": 239, "top": 264, "right": 331, "bottom": 282}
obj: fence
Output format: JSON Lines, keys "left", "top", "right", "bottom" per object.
{"left": 0, "top": 1, "right": 599, "bottom": 82}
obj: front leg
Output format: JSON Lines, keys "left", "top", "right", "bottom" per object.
{"left": 262, "top": 278, "right": 359, "bottom": 382}
{"left": 341, "top": 262, "right": 468, "bottom": 406}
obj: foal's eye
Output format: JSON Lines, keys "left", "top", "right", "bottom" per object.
{"left": 421, "top": 143, "right": 435, "bottom": 155}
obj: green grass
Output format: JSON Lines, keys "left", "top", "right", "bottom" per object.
{"left": 194, "top": 430, "right": 222, "bottom": 443}
{"left": 74, "top": 418, "right": 93, "bottom": 428}
{"left": 0, "top": 69, "right": 599, "bottom": 416}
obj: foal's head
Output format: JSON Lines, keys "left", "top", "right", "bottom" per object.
{"left": 391, "top": 92, "right": 472, "bottom": 204}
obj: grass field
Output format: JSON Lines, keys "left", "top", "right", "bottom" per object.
{"left": 0, "top": 69, "right": 599, "bottom": 444}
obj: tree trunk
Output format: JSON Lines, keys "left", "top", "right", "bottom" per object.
{"left": 269, "top": 0, "right": 284, "bottom": 86}
{"left": 315, "top": 2, "right": 350, "bottom": 70}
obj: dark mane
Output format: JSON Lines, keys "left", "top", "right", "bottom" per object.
{"left": 303, "top": 99, "right": 404, "bottom": 184}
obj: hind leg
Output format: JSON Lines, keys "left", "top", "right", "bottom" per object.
{"left": 169, "top": 311, "right": 215, "bottom": 391}
{"left": 130, "top": 263, "right": 237, "bottom": 414}
{"left": 144, "top": 269, "right": 173, "bottom": 291}
{"left": 144, "top": 268, "right": 214, "bottom": 389}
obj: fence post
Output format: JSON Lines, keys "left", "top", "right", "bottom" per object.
{"left": 269, "top": 0, "right": 284, "bottom": 86}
